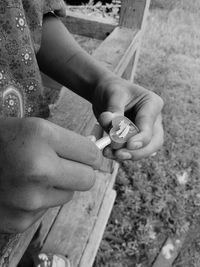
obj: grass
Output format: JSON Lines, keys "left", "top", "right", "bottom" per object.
{"left": 93, "top": 1, "right": 200, "bottom": 266}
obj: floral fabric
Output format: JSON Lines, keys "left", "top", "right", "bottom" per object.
{"left": 0, "top": 0, "right": 66, "bottom": 118}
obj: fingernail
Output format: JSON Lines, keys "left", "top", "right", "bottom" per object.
{"left": 117, "top": 152, "right": 132, "bottom": 160}
{"left": 130, "top": 141, "right": 143, "bottom": 150}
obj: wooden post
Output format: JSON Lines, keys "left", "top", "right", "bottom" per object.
{"left": 120, "top": 0, "right": 151, "bottom": 82}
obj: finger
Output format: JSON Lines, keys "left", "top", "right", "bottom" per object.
{"left": 3, "top": 185, "right": 74, "bottom": 212}
{"left": 104, "top": 89, "right": 128, "bottom": 115}
{"left": 48, "top": 157, "right": 97, "bottom": 191}
{"left": 127, "top": 94, "right": 163, "bottom": 148}
{"left": 115, "top": 117, "right": 164, "bottom": 161}
{"left": 127, "top": 113, "right": 163, "bottom": 149}
{"left": 98, "top": 90, "right": 129, "bottom": 129}
{"left": 40, "top": 188, "right": 74, "bottom": 209}
{"left": 98, "top": 111, "right": 118, "bottom": 130}
{"left": 42, "top": 120, "right": 105, "bottom": 171}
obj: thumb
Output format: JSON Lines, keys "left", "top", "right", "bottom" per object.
{"left": 98, "top": 93, "right": 127, "bottom": 130}
{"left": 98, "top": 111, "right": 124, "bottom": 131}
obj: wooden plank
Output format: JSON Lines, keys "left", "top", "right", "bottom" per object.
{"left": 120, "top": 0, "right": 150, "bottom": 29}
{"left": 114, "top": 31, "right": 140, "bottom": 76}
{"left": 122, "top": 52, "right": 136, "bottom": 81}
{"left": 119, "top": 0, "right": 151, "bottom": 81}
{"left": 80, "top": 190, "right": 116, "bottom": 267}
{"left": 93, "top": 27, "right": 138, "bottom": 73}
{"left": 62, "top": 11, "right": 117, "bottom": 40}
{"left": 42, "top": 171, "right": 113, "bottom": 266}
{"left": 129, "top": 0, "right": 151, "bottom": 81}
{"left": 152, "top": 231, "right": 188, "bottom": 267}
{"left": 79, "top": 164, "right": 119, "bottom": 267}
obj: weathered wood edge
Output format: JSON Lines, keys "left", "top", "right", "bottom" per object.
{"left": 79, "top": 163, "right": 119, "bottom": 267}
{"left": 114, "top": 30, "right": 141, "bottom": 76}
{"left": 130, "top": 0, "right": 151, "bottom": 82}
{"left": 93, "top": 26, "right": 139, "bottom": 73}
{"left": 62, "top": 10, "right": 117, "bottom": 40}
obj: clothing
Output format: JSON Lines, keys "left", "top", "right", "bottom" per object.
{"left": 0, "top": 0, "right": 66, "bottom": 118}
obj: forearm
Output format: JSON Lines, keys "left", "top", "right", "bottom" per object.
{"left": 37, "top": 13, "right": 112, "bottom": 102}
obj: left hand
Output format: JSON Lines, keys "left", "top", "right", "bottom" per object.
{"left": 92, "top": 75, "right": 164, "bottom": 161}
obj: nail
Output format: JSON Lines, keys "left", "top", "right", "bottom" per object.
{"left": 130, "top": 141, "right": 143, "bottom": 150}
{"left": 117, "top": 152, "right": 132, "bottom": 160}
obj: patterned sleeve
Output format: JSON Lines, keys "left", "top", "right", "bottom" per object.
{"left": 43, "top": 0, "right": 67, "bottom": 16}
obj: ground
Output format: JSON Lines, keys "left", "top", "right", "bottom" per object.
{"left": 74, "top": 1, "right": 200, "bottom": 266}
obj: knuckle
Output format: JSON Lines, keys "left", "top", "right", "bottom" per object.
{"left": 29, "top": 155, "right": 51, "bottom": 179}
{"left": 22, "top": 117, "right": 49, "bottom": 138}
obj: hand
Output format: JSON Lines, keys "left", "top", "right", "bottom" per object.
{"left": 93, "top": 75, "right": 164, "bottom": 161}
{"left": 0, "top": 118, "right": 105, "bottom": 233}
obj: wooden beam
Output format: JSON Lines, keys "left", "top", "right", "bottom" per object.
{"left": 93, "top": 27, "right": 139, "bottom": 74}
{"left": 119, "top": 0, "right": 151, "bottom": 82}
{"left": 120, "top": 0, "right": 150, "bottom": 29}
{"left": 62, "top": 11, "right": 117, "bottom": 40}
{"left": 114, "top": 31, "right": 141, "bottom": 76}
{"left": 79, "top": 165, "right": 119, "bottom": 267}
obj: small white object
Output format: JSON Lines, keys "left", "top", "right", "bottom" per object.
{"left": 162, "top": 242, "right": 175, "bottom": 260}
{"left": 52, "top": 255, "right": 66, "bottom": 267}
{"left": 95, "top": 135, "right": 111, "bottom": 150}
{"left": 116, "top": 120, "right": 130, "bottom": 138}
{"left": 38, "top": 253, "right": 48, "bottom": 261}
{"left": 176, "top": 171, "right": 189, "bottom": 185}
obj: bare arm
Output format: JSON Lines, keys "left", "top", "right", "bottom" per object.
{"left": 37, "top": 13, "right": 111, "bottom": 102}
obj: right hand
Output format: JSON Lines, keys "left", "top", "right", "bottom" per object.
{"left": 0, "top": 118, "right": 105, "bottom": 234}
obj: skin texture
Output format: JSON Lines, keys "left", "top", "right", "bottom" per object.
{"left": 0, "top": 14, "right": 164, "bottom": 233}
{"left": 0, "top": 118, "right": 107, "bottom": 233}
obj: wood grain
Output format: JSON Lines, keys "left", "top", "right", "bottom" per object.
{"left": 62, "top": 11, "right": 117, "bottom": 40}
